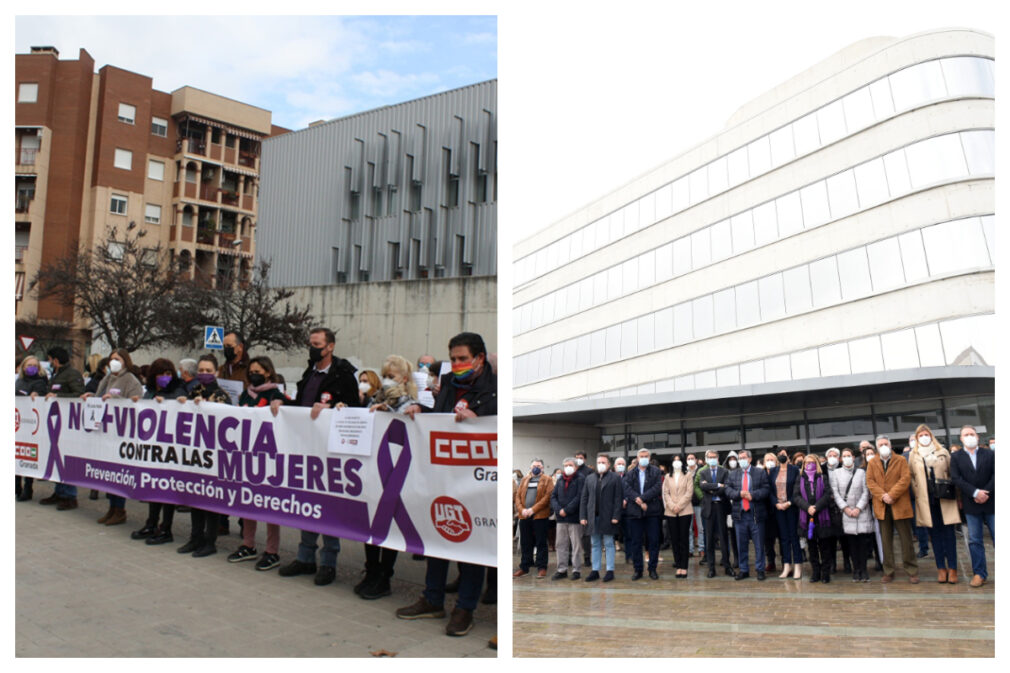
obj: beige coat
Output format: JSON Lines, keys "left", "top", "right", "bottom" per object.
{"left": 865, "top": 453, "right": 913, "bottom": 521}
{"left": 662, "top": 471, "right": 694, "bottom": 517}
{"left": 907, "top": 445, "right": 961, "bottom": 528}
{"left": 515, "top": 472, "right": 554, "bottom": 520}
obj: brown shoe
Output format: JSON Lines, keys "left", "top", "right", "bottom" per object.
{"left": 105, "top": 507, "right": 127, "bottom": 525}
{"left": 536, "top": 568, "right": 547, "bottom": 579}
{"left": 39, "top": 494, "right": 61, "bottom": 505}
{"left": 512, "top": 568, "right": 528, "bottom": 578}
{"left": 909, "top": 575, "right": 920, "bottom": 584}
{"left": 970, "top": 574, "right": 985, "bottom": 587}
{"left": 880, "top": 574, "right": 894, "bottom": 583}
{"left": 56, "top": 497, "right": 78, "bottom": 511}
{"left": 946, "top": 569, "right": 958, "bottom": 584}
{"left": 395, "top": 596, "right": 445, "bottom": 620}
{"left": 937, "top": 568, "right": 948, "bottom": 583}
{"left": 96, "top": 507, "right": 114, "bottom": 524}
{"left": 445, "top": 607, "right": 474, "bottom": 637}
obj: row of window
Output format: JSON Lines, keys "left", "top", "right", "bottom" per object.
{"left": 513, "top": 129, "right": 994, "bottom": 336}
{"left": 513, "top": 214, "right": 994, "bottom": 387}
{"left": 17, "top": 83, "right": 169, "bottom": 137}
{"left": 564, "top": 313, "right": 994, "bottom": 402}
{"left": 513, "top": 56, "right": 995, "bottom": 288}
{"left": 113, "top": 150, "right": 170, "bottom": 180}
{"left": 109, "top": 194, "right": 163, "bottom": 224}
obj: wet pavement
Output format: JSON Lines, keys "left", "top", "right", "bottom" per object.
{"left": 513, "top": 533, "right": 994, "bottom": 657}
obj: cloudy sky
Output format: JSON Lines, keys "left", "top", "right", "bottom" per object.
{"left": 14, "top": 14, "right": 497, "bottom": 130}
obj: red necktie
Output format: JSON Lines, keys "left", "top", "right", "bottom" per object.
{"left": 742, "top": 470, "right": 750, "bottom": 511}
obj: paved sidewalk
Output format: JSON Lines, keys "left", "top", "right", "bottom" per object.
{"left": 16, "top": 486, "right": 496, "bottom": 657}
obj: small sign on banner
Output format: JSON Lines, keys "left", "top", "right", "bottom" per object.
{"left": 216, "top": 378, "right": 244, "bottom": 405}
{"left": 83, "top": 397, "right": 106, "bottom": 431}
{"left": 204, "top": 326, "right": 224, "bottom": 350}
{"left": 328, "top": 406, "right": 375, "bottom": 456}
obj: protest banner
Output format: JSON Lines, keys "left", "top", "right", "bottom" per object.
{"left": 14, "top": 397, "right": 496, "bottom": 566}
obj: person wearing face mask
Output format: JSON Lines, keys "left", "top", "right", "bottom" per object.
{"left": 623, "top": 449, "right": 664, "bottom": 580}
{"left": 357, "top": 370, "right": 381, "bottom": 406}
{"left": 218, "top": 331, "right": 250, "bottom": 383}
{"left": 769, "top": 447, "right": 802, "bottom": 579}
{"left": 950, "top": 425, "right": 995, "bottom": 588}
{"left": 36, "top": 347, "right": 85, "bottom": 509}
{"left": 722, "top": 451, "right": 740, "bottom": 568}
{"left": 902, "top": 433, "right": 932, "bottom": 560}
{"left": 613, "top": 456, "right": 629, "bottom": 559}
{"left": 513, "top": 459, "right": 553, "bottom": 579}
{"left": 823, "top": 447, "right": 850, "bottom": 575}
{"left": 129, "top": 358, "right": 188, "bottom": 545}
{"left": 83, "top": 348, "right": 143, "bottom": 524}
{"left": 759, "top": 453, "right": 780, "bottom": 575}
{"left": 865, "top": 435, "right": 919, "bottom": 583}
{"left": 662, "top": 454, "right": 695, "bottom": 578}
{"left": 550, "top": 457, "right": 585, "bottom": 580}
{"left": 791, "top": 451, "right": 806, "bottom": 468}
{"left": 579, "top": 454, "right": 623, "bottom": 582}
{"left": 697, "top": 450, "right": 734, "bottom": 577}
{"left": 859, "top": 446, "right": 884, "bottom": 571}
{"left": 906, "top": 424, "right": 960, "bottom": 584}
{"left": 725, "top": 450, "right": 770, "bottom": 581}
{"left": 829, "top": 448, "right": 874, "bottom": 582}
{"left": 15, "top": 355, "right": 49, "bottom": 502}
{"left": 574, "top": 451, "right": 594, "bottom": 568}
{"left": 792, "top": 455, "right": 840, "bottom": 583}
{"left": 685, "top": 454, "right": 704, "bottom": 558}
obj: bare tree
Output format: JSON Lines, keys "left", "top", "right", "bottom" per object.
{"left": 30, "top": 226, "right": 212, "bottom": 352}
{"left": 208, "top": 260, "right": 315, "bottom": 352}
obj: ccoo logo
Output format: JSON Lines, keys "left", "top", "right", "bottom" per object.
{"left": 430, "top": 496, "right": 472, "bottom": 543}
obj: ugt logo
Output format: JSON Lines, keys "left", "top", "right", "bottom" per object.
{"left": 430, "top": 496, "right": 473, "bottom": 543}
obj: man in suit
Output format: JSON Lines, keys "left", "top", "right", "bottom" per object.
{"left": 622, "top": 448, "right": 664, "bottom": 580}
{"left": 724, "top": 450, "right": 770, "bottom": 580}
{"left": 698, "top": 449, "right": 734, "bottom": 578}
{"left": 580, "top": 454, "right": 624, "bottom": 582}
{"left": 950, "top": 424, "right": 995, "bottom": 587}
{"left": 865, "top": 434, "right": 919, "bottom": 583}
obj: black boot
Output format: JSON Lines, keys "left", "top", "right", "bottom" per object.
{"left": 359, "top": 575, "right": 392, "bottom": 600}
{"left": 809, "top": 564, "right": 821, "bottom": 583}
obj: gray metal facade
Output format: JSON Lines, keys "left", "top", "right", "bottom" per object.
{"left": 257, "top": 80, "right": 496, "bottom": 286}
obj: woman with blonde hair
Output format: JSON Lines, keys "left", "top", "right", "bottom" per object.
{"left": 357, "top": 369, "right": 381, "bottom": 407}
{"left": 15, "top": 354, "right": 49, "bottom": 501}
{"left": 908, "top": 424, "right": 961, "bottom": 583}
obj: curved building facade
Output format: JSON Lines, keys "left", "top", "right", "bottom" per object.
{"left": 512, "top": 29, "right": 994, "bottom": 468}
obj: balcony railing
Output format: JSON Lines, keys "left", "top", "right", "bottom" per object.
{"left": 15, "top": 245, "right": 28, "bottom": 262}
{"left": 18, "top": 148, "right": 38, "bottom": 165}
{"left": 196, "top": 225, "right": 217, "bottom": 245}
{"left": 15, "top": 194, "right": 33, "bottom": 213}
{"left": 177, "top": 138, "right": 207, "bottom": 156}
{"left": 238, "top": 151, "right": 257, "bottom": 168}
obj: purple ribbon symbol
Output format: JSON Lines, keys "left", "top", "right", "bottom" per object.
{"left": 43, "top": 402, "right": 65, "bottom": 482}
{"left": 370, "top": 419, "right": 424, "bottom": 555}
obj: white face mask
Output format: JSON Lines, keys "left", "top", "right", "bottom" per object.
{"left": 737, "top": 459, "right": 749, "bottom": 470}
{"left": 672, "top": 460, "right": 682, "bottom": 471}
{"left": 827, "top": 456, "right": 839, "bottom": 467}
{"left": 358, "top": 382, "right": 371, "bottom": 393}
{"left": 963, "top": 435, "right": 978, "bottom": 449}
{"left": 381, "top": 377, "right": 397, "bottom": 389}
{"left": 728, "top": 460, "right": 738, "bottom": 469}
{"left": 865, "top": 454, "right": 875, "bottom": 462}
{"left": 917, "top": 434, "right": 932, "bottom": 447}
{"left": 878, "top": 445, "right": 892, "bottom": 459}
{"left": 575, "top": 458, "right": 584, "bottom": 466}
{"left": 765, "top": 460, "right": 776, "bottom": 470}
{"left": 563, "top": 466, "right": 575, "bottom": 476}
{"left": 597, "top": 463, "right": 608, "bottom": 473}
{"left": 686, "top": 459, "right": 696, "bottom": 468}
{"left": 638, "top": 457, "right": 649, "bottom": 468}
{"left": 842, "top": 456, "right": 854, "bottom": 468}
{"left": 108, "top": 359, "right": 123, "bottom": 373}
{"left": 615, "top": 464, "right": 626, "bottom": 473}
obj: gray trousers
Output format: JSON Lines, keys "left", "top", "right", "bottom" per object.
{"left": 556, "top": 522, "right": 583, "bottom": 573}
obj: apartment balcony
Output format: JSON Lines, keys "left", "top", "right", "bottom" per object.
{"left": 15, "top": 194, "right": 34, "bottom": 213}
{"left": 18, "top": 148, "right": 37, "bottom": 166}
{"left": 176, "top": 137, "right": 207, "bottom": 156}
{"left": 196, "top": 223, "right": 217, "bottom": 245}
{"left": 15, "top": 245, "right": 28, "bottom": 263}
{"left": 238, "top": 151, "right": 258, "bottom": 169}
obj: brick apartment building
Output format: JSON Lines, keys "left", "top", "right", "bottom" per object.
{"left": 15, "top": 46, "right": 286, "bottom": 362}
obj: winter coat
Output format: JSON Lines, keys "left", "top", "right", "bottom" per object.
{"left": 515, "top": 472, "right": 553, "bottom": 520}
{"left": 865, "top": 454, "right": 913, "bottom": 521}
{"left": 142, "top": 378, "right": 188, "bottom": 400}
{"left": 622, "top": 464, "right": 664, "bottom": 518}
{"left": 791, "top": 471, "right": 840, "bottom": 538}
{"left": 828, "top": 466, "right": 875, "bottom": 535}
{"left": 550, "top": 473, "right": 584, "bottom": 523}
{"left": 238, "top": 385, "right": 287, "bottom": 408}
{"left": 48, "top": 365, "right": 85, "bottom": 397}
{"left": 96, "top": 370, "right": 143, "bottom": 399}
{"left": 370, "top": 384, "right": 420, "bottom": 414}
{"left": 907, "top": 445, "right": 961, "bottom": 528}
{"left": 186, "top": 380, "right": 232, "bottom": 404}
{"left": 580, "top": 470, "right": 623, "bottom": 536}
{"left": 15, "top": 374, "right": 48, "bottom": 397}
{"left": 662, "top": 470, "right": 694, "bottom": 517}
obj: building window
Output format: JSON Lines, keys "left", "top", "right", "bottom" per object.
{"left": 410, "top": 182, "right": 422, "bottom": 212}
{"left": 114, "top": 148, "right": 132, "bottom": 170}
{"left": 118, "top": 103, "right": 136, "bottom": 124}
{"left": 107, "top": 242, "right": 125, "bottom": 260}
{"left": 144, "top": 204, "right": 162, "bottom": 224}
{"left": 18, "top": 83, "right": 39, "bottom": 103}
{"left": 141, "top": 248, "right": 158, "bottom": 267}
{"left": 110, "top": 194, "right": 128, "bottom": 215}
{"left": 151, "top": 116, "right": 168, "bottom": 137}
{"left": 148, "top": 159, "right": 165, "bottom": 181}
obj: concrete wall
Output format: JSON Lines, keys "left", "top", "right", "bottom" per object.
{"left": 512, "top": 422, "right": 602, "bottom": 475}
{"left": 127, "top": 275, "right": 496, "bottom": 383}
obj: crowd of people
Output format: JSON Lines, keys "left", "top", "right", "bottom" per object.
{"left": 513, "top": 428, "right": 994, "bottom": 588}
{"left": 15, "top": 329, "right": 497, "bottom": 638}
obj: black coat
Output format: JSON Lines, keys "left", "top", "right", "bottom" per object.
{"left": 698, "top": 465, "right": 730, "bottom": 519}
{"left": 48, "top": 365, "right": 85, "bottom": 397}
{"left": 550, "top": 474, "right": 584, "bottom": 523}
{"left": 294, "top": 357, "right": 360, "bottom": 408}
{"left": 143, "top": 378, "right": 187, "bottom": 400}
{"left": 622, "top": 464, "right": 664, "bottom": 518}
{"left": 950, "top": 447, "right": 995, "bottom": 516}
{"left": 792, "top": 472, "right": 841, "bottom": 537}
{"left": 725, "top": 466, "right": 770, "bottom": 522}
{"left": 428, "top": 366, "right": 497, "bottom": 417}
{"left": 580, "top": 470, "right": 624, "bottom": 536}
{"left": 15, "top": 375, "right": 48, "bottom": 396}
{"left": 768, "top": 463, "right": 799, "bottom": 506}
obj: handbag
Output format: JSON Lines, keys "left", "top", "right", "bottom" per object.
{"left": 928, "top": 465, "right": 956, "bottom": 500}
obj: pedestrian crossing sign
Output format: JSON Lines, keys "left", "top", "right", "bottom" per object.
{"left": 204, "top": 326, "right": 224, "bottom": 350}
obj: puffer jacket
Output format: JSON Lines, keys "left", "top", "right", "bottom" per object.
{"left": 829, "top": 466, "right": 875, "bottom": 535}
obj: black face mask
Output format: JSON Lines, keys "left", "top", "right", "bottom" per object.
{"left": 308, "top": 346, "right": 324, "bottom": 363}
{"left": 223, "top": 346, "right": 236, "bottom": 362}
{"left": 248, "top": 373, "right": 266, "bottom": 387}
{"left": 778, "top": 454, "right": 788, "bottom": 463}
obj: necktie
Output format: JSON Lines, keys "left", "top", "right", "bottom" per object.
{"left": 742, "top": 469, "right": 750, "bottom": 511}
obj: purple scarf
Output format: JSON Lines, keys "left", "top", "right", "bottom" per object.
{"left": 798, "top": 475, "right": 831, "bottom": 535}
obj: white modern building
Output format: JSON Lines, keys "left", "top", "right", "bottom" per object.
{"left": 513, "top": 29, "right": 994, "bottom": 470}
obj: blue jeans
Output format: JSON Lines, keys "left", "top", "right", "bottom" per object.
{"left": 55, "top": 482, "right": 77, "bottom": 498}
{"left": 775, "top": 506, "right": 801, "bottom": 563}
{"left": 735, "top": 510, "right": 765, "bottom": 573}
{"left": 627, "top": 516, "right": 661, "bottom": 573}
{"left": 296, "top": 531, "right": 340, "bottom": 567}
{"left": 965, "top": 513, "right": 994, "bottom": 579}
{"left": 424, "top": 558, "right": 484, "bottom": 611}
{"left": 927, "top": 499, "right": 956, "bottom": 570}
{"left": 590, "top": 533, "right": 616, "bottom": 572}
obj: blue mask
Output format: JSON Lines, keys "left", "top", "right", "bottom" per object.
{"left": 707, "top": 458, "right": 718, "bottom": 467}
{"left": 639, "top": 457, "right": 649, "bottom": 467}
{"left": 738, "top": 459, "right": 750, "bottom": 470}
{"left": 531, "top": 466, "right": 542, "bottom": 476}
